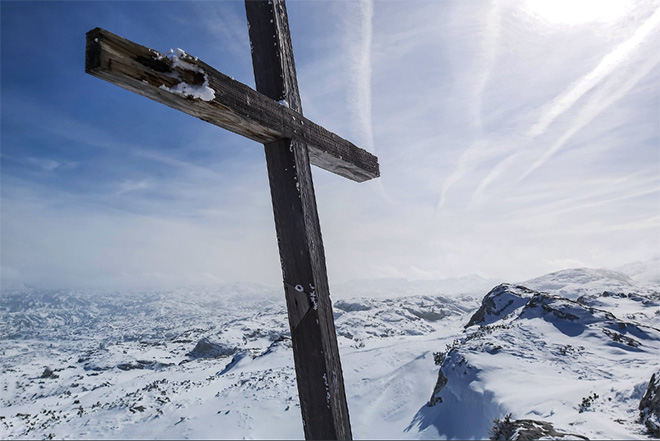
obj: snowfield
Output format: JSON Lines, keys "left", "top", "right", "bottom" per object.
{"left": 1, "top": 261, "right": 658, "bottom": 440}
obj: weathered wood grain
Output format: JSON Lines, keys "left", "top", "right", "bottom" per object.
{"left": 246, "top": 0, "right": 353, "bottom": 439}
{"left": 85, "top": 27, "right": 379, "bottom": 182}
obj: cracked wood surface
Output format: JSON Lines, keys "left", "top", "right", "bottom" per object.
{"left": 85, "top": 27, "right": 379, "bottom": 183}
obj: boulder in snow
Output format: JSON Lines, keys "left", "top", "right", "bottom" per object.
{"left": 639, "top": 370, "right": 660, "bottom": 437}
{"left": 490, "top": 414, "right": 589, "bottom": 440}
{"left": 40, "top": 367, "right": 59, "bottom": 379}
{"left": 187, "top": 337, "right": 236, "bottom": 359}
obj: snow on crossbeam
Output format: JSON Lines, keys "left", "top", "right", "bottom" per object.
{"left": 85, "top": 27, "right": 379, "bottom": 183}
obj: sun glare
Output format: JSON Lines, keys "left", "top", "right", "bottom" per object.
{"left": 524, "top": 0, "right": 631, "bottom": 25}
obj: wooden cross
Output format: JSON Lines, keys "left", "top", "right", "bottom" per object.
{"left": 85, "top": 1, "right": 379, "bottom": 439}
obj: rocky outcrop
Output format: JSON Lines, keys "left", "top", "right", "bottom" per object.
{"left": 116, "top": 360, "right": 173, "bottom": 370}
{"left": 428, "top": 367, "right": 448, "bottom": 406}
{"left": 427, "top": 280, "right": 660, "bottom": 439}
{"left": 40, "top": 367, "right": 59, "bottom": 379}
{"left": 490, "top": 415, "right": 589, "bottom": 440}
{"left": 187, "top": 337, "right": 236, "bottom": 359}
{"left": 639, "top": 370, "right": 660, "bottom": 437}
{"left": 466, "top": 284, "right": 534, "bottom": 328}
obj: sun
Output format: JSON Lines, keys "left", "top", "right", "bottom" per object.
{"left": 524, "top": 0, "right": 631, "bottom": 25}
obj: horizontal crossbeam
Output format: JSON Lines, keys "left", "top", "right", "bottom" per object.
{"left": 85, "top": 28, "right": 379, "bottom": 182}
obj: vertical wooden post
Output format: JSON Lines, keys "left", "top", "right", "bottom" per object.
{"left": 245, "top": 1, "right": 353, "bottom": 439}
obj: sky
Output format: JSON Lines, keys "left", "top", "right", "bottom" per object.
{"left": 1, "top": 0, "right": 659, "bottom": 290}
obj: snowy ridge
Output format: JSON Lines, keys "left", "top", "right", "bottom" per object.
{"left": 524, "top": 267, "right": 652, "bottom": 299}
{"left": 1, "top": 264, "right": 659, "bottom": 439}
{"left": 414, "top": 273, "right": 660, "bottom": 440}
{"left": 615, "top": 256, "right": 660, "bottom": 289}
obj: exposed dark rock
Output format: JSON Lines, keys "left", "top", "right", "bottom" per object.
{"left": 519, "top": 292, "right": 657, "bottom": 343}
{"left": 187, "top": 337, "right": 236, "bottom": 359}
{"left": 466, "top": 284, "right": 533, "bottom": 328}
{"left": 490, "top": 415, "right": 589, "bottom": 440}
{"left": 217, "top": 350, "right": 249, "bottom": 375}
{"left": 243, "top": 328, "right": 289, "bottom": 342}
{"left": 115, "top": 360, "right": 173, "bottom": 371}
{"left": 40, "top": 367, "right": 58, "bottom": 379}
{"left": 428, "top": 368, "right": 448, "bottom": 406}
{"left": 639, "top": 370, "right": 660, "bottom": 437}
{"left": 522, "top": 293, "right": 583, "bottom": 321}
{"left": 602, "top": 328, "right": 641, "bottom": 348}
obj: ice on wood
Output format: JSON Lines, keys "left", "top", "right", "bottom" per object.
{"left": 156, "top": 47, "right": 215, "bottom": 101}
{"left": 159, "top": 79, "right": 215, "bottom": 101}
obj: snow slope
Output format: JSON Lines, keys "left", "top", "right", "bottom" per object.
{"left": 411, "top": 267, "right": 660, "bottom": 440}
{"left": 1, "top": 263, "right": 658, "bottom": 439}
{"left": 0, "top": 282, "right": 477, "bottom": 439}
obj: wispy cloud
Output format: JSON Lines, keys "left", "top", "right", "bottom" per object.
{"left": 472, "top": 0, "right": 503, "bottom": 134}
{"left": 354, "top": 0, "right": 374, "bottom": 151}
{"left": 435, "top": 1, "right": 505, "bottom": 212}
{"left": 527, "top": 6, "right": 660, "bottom": 140}
{"left": 25, "top": 157, "right": 78, "bottom": 172}
{"left": 189, "top": 1, "right": 251, "bottom": 73}
{"left": 344, "top": 0, "right": 396, "bottom": 204}
{"left": 442, "top": 4, "right": 660, "bottom": 207}
{"left": 513, "top": 174, "right": 659, "bottom": 224}
{"left": 520, "top": 18, "right": 660, "bottom": 178}
{"left": 350, "top": 0, "right": 374, "bottom": 153}
{"left": 116, "top": 179, "right": 151, "bottom": 195}
{"left": 2, "top": 1, "right": 657, "bottom": 289}
{"left": 436, "top": 140, "right": 487, "bottom": 212}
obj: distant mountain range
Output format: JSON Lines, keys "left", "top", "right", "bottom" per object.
{"left": 1, "top": 259, "right": 658, "bottom": 439}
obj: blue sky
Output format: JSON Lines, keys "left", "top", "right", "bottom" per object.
{"left": 1, "top": 0, "right": 659, "bottom": 289}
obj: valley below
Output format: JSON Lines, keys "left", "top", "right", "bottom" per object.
{"left": 1, "top": 262, "right": 659, "bottom": 439}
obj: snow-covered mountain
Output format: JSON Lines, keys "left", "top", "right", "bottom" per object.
{"left": 414, "top": 282, "right": 659, "bottom": 439}
{"left": 1, "top": 263, "right": 658, "bottom": 439}
{"left": 615, "top": 256, "right": 660, "bottom": 289}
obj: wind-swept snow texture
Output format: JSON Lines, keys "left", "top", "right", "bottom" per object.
{"left": 1, "top": 263, "right": 659, "bottom": 440}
